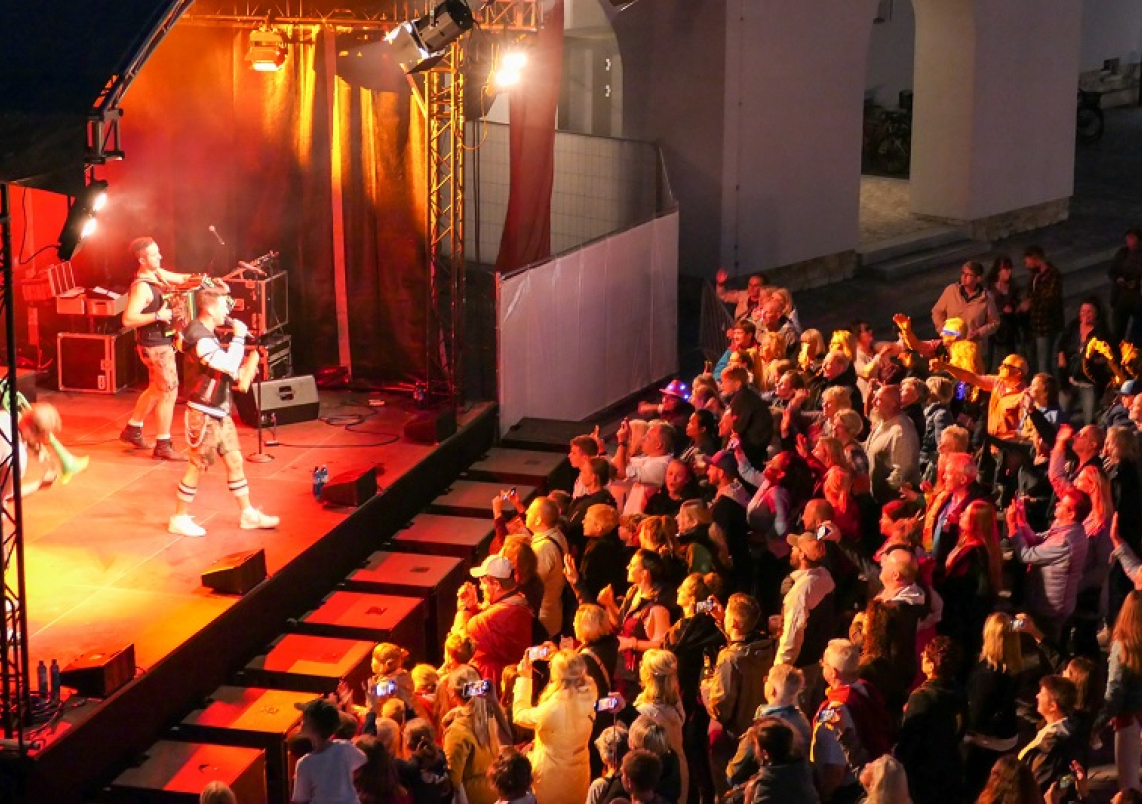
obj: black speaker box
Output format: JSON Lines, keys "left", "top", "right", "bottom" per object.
{"left": 233, "top": 375, "right": 319, "bottom": 428}
{"left": 202, "top": 549, "right": 267, "bottom": 595}
{"left": 59, "top": 644, "right": 136, "bottom": 698}
{"left": 320, "top": 467, "right": 378, "bottom": 507}
{"left": 403, "top": 408, "right": 457, "bottom": 444}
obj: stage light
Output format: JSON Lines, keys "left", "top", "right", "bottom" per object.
{"left": 247, "top": 29, "right": 287, "bottom": 72}
{"left": 57, "top": 179, "right": 109, "bottom": 261}
{"left": 502, "top": 51, "right": 528, "bottom": 71}
{"left": 492, "top": 49, "right": 528, "bottom": 88}
{"left": 386, "top": 0, "right": 475, "bottom": 74}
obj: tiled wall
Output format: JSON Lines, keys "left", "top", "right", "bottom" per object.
{"left": 463, "top": 122, "right": 662, "bottom": 266}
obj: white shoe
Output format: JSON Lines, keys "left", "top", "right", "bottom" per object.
{"left": 169, "top": 514, "right": 206, "bottom": 537}
{"left": 240, "top": 507, "right": 279, "bottom": 530}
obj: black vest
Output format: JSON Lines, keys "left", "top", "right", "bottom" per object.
{"left": 131, "top": 278, "right": 172, "bottom": 347}
{"left": 183, "top": 321, "right": 233, "bottom": 419}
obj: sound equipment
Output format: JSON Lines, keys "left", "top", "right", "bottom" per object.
{"left": 233, "top": 374, "right": 319, "bottom": 428}
{"left": 240, "top": 634, "right": 374, "bottom": 699}
{"left": 466, "top": 447, "right": 570, "bottom": 493}
{"left": 176, "top": 686, "right": 308, "bottom": 804}
{"left": 403, "top": 407, "right": 457, "bottom": 444}
{"left": 427, "top": 480, "right": 538, "bottom": 519}
{"left": 294, "top": 591, "right": 426, "bottom": 661}
{"left": 243, "top": 331, "right": 292, "bottom": 381}
{"left": 59, "top": 644, "right": 136, "bottom": 698}
{"left": 57, "top": 329, "right": 139, "bottom": 393}
{"left": 228, "top": 271, "right": 288, "bottom": 337}
{"left": 320, "top": 466, "right": 377, "bottom": 507}
{"left": 201, "top": 549, "right": 267, "bottom": 595}
{"left": 108, "top": 741, "right": 266, "bottom": 803}
{"left": 344, "top": 552, "right": 466, "bottom": 662}
{"left": 391, "top": 514, "right": 495, "bottom": 564}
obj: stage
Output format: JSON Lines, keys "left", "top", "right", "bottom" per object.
{"left": 4, "top": 383, "right": 496, "bottom": 801}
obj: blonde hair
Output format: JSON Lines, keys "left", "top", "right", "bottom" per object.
{"left": 758, "top": 331, "right": 785, "bottom": 362}
{"left": 638, "top": 516, "right": 678, "bottom": 556}
{"left": 814, "top": 437, "right": 849, "bottom": 470}
{"left": 539, "top": 650, "right": 595, "bottom": 705}
{"left": 584, "top": 504, "right": 619, "bottom": 536}
{"left": 860, "top": 755, "right": 912, "bottom": 804}
{"left": 677, "top": 499, "right": 712, "bottom": 532}
{"left": 926, "top": 375, "right": 955, "bottom": 406}
{"left": 635, "top": 649, "right": 681, "bottom": 708}
{"left": 574, "top": 604, "right": 612, "bottom": 643}
{"left": 765, "top": 664, "right": 804, "bottom": 701}
{"left": 820, "top": 385, "right": 853, "bottom": 412}
{"left": 446, "top": 666, "right": 499, "bottom": 750}
{"left": 799, "top": 329, "right": 825, "bottom": 370}
{"left": 833, "top": 409, "right": 864, "bottom": 439}
{"left": 411, "top": 663, "right": 439, "bottom": 692}
{"left": 1115, "top": 591, "right": 1142, "bottom": 677}
{"left": 628, "top": 716, "right": 670, "bottom": 755}
{"left": 829, "top": 330, "right": 855, "bottom": 361}
{"left": 980, "top": 613, "right": 1023, "bottom": 675}
{"left": 940, "top": 424, "right": 971, "bottom": 454}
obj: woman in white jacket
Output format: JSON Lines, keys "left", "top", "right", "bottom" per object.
{"left": 512, "top": 649, "right": 598, "bottom": 804}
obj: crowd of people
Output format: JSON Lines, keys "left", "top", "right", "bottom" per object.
{"left": 274, "top": 237, "right": 1142, "bottom": 804}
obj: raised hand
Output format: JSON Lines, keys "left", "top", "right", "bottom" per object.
{"left": 715, "top": 269, "right": 728, "bottom": 285}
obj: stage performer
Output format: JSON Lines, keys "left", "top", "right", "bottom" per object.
{"left": 120, "top": 237, "right": 194, "bottom": 461}
{"left": 168, "top": 285, "right": 278, "bottom": 537}
{"left": 0, "top": 401, "right": 64, "bottom": 504}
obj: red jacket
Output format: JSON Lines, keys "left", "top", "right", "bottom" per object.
{"left": 465, "top": 591, "right": 532, "bottom": 687}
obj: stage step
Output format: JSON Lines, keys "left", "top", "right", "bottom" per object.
{"left": 342, "top": 551, "right": 467, "bottom": 664}
{"left": 172, "top": 686, "right": 309, "bottom": 804}
{"left": 500, "top": 417, "right": 595, "bottom": 452}
{"left": 390, "top": 513, "right": 495, "bottom": 566}
{"left": 238, "top": 633, "right": 375, "bottom": 699}
{"left": 106, "top": 740, "right": 266, "bottom": 803}
{"left": 463, "top": 447, "right": 571, "bottom": 493}
{"left": 427, "top": 480, "right": 539, "bottom": 519}
{"left": 291, "top": 591, "right": 426, "bottom": 661}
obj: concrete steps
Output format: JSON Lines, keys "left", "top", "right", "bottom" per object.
{"left": 859, "top": 225, "right": 992, "bottom": 280}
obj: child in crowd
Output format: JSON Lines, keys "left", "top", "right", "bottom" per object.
{"left": 488, "top": 747, "right": 537, "bottom": 804}
{"left": 291, "top": 698, "right": 367, "bottom": 804}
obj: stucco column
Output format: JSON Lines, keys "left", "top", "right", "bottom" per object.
{"left": 910, "top": 0, "right": 1083, "bottom": 234}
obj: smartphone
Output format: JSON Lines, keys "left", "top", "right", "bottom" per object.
{"left": 954, "top": 382, "right": 967, "bottom": 402}
{"left": 816, "top": 524, "right": 833, "bottom": 541}
{"left": 1058, "top": 774, "right": 1075, "bottom": 791}
{"left": 527, "top": 645, "right": 551, "bottom": 661}
{"left": 595, "top": 695, "right": 621, "bottom": 713}
{"left": 462, "top": 680, "right": 492, "bottom": 699}
{"left": 1012, "top": 618, "right": 1026, "bottom": 632}
{"left": 375, "top": 679, "right": 397, "bottom": 697}
{"left": 816, "top": 707, "right": 839, "bottom": 725}
{"left": 501, "top": 487, "right": 516, "bottom": 501}
{"left": 695, "top": 597, "right": 717, "bottom": 615}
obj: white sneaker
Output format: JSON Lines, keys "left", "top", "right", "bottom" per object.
{"left": 240, "top": 508, "right": 280, "bottom": 530}
{"left": 169, "top": 514, "right": 206, "bottom": 537}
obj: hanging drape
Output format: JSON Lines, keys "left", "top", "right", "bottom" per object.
{"left": 77, "top": 22, "right": 427, "bottom": 381}
{"left": 495, "top": 0, "right": 565, "bottom": 271}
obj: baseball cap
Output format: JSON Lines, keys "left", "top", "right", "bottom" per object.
{"left": 294, "top": 698, "right": 341, "bottom": 738}
{"left": 470, "top": 554, "right": 514, "bottom": 580}
{"left": 786, "top": 532, "right": 827, "bottom": 563}
{"left": 660, "top": 379, "right": 691, "bottom": 401}
{"left": 709, "top": 450, "right": 738, "bottom": 478}
{"left": 1118, "top": 379, "right": 1140, "bottom": 396}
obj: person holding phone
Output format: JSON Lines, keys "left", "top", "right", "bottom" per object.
{"left": 511, "top": 649, "right": 597, "bottom": 804}
{"left": 440, "top": 666, "right": 504, "bottom": 804}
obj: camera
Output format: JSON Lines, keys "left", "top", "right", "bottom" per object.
{"left": 462, "top": 680, "right": 492, "bottom": 699}
{"left": 595, "top": 695, "right": 621, "bottom": 713}
{"left": 695, "top": 597, "right": 717, "bottom": 615}
{"left": 527, "top": 645, "right": 551, "bottom": 661}
{"left": 375, "top": 679, "right": 397, "bottom": 697}
{"left": 501, "top": 487, "right": 516, "bottom": 501}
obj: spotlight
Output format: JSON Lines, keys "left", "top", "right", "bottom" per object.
{"left": 57, "top": 179, "right": 109, "bottom": 261}
{"left": 385, "top": 0, "right": 475, "bottom": 74}
{"left": 492, "top": 50, "right": 528, "bottom": 88}
{"left": 246, "top": 29, "right": 287, "bottom": 72}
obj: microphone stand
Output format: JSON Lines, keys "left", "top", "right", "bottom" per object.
{"left": 247, "top": 343, "right": 274, "bottom": 464}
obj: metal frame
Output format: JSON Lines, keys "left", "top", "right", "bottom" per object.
{"left": 0, "top": 184, "right": 29, "bottom": 747}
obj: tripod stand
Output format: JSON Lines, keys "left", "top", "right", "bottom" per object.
{"left": 247, "top": 347, "right": 274, "bottom": 463}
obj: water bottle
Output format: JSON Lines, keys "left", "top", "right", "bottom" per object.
{"left": 317, "top": 465, "right": 328, "bottom": 499}
{"left": 312, "top": 466, "right": 321, "bottom": 500}
{"left": 50, "top": 659, "right": 60, "bottom": 701}
{"left": 36, "top": 660, "right": 47, "bottom": 695}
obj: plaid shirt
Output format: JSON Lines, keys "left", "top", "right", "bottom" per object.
{"left": 1029, "top": 264, "right": 1064, "bottom": 336}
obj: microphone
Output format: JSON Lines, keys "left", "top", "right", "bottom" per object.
{"left": 208, "top": 225, "right": 226, "bottom": 246}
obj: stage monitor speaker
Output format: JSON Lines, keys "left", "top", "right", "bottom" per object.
{"left": 59, "top": 644, "right": 136, "bottom": 698}
{"left": 321, "top": 467, "right": 378, "bottom": 507}
{"left": 202, "top": 549, "right": 267, "bottom": 595}
{"left": 233, "top": 375, "right": 319, "bottom": 428}
{"left": 403, "top": 408, "right": 457, "bottom": 444}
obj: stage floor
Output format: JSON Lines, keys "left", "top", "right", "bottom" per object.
{"left": 18, "top": 386, "right": 474, "bottom": 707}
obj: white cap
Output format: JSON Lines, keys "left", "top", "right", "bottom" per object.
{"left": 470, "top": 554, "right": 513, "bottom": 580}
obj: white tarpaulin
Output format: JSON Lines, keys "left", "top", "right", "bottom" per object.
{"left": 497, "top": 211, "right": 679, "bottom": 434}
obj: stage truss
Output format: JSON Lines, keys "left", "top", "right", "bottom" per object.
{"left": 184, "top": 0, "right": 539, "bottom": 404}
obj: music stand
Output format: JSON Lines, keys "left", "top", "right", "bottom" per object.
{"left": 247, "top": 347, "right": 274, "bottom": 463}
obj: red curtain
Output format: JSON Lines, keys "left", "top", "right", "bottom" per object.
{"left": 495, "top": 0, "right": 565, "bottom": 271}
{"left": 35, "top": 22, "right": 428, "bottom": 382}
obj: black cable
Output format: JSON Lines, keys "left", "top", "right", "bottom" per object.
{"left": 18, "top": 243, "right": 59, "bottom": 266}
